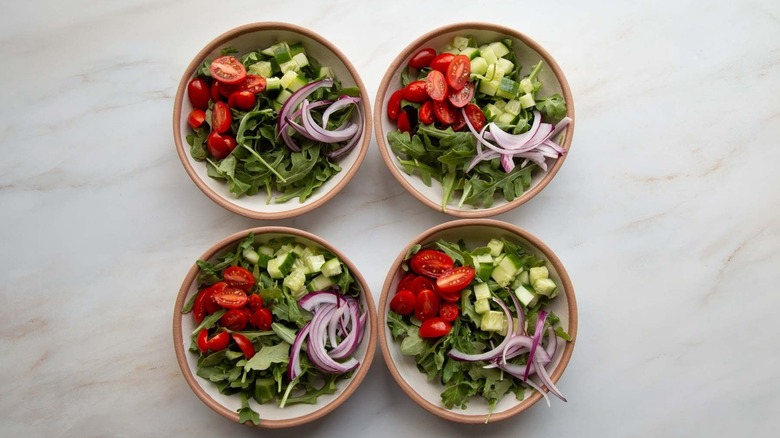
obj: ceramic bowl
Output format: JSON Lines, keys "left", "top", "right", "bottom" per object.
{"left": 377, "top": 219, "right": 577, "bottom": 423}
{"left": 173, "top": 22, "right": 372, "bottom": 220}
{"left": 374, "top": 23, "right": 575, "bottom": 217}
{"left": 173, "top": 227, "right": 377, "bottom": 428}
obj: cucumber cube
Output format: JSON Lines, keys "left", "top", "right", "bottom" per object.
{"left": 487, "top": 239, "right": 504, "bottom": 256}
{"left": 504, "top": 100, "right": 522, "bottom": 116}
{"left": 308, "top": 274, "right": 335, "bottom": 292}
{"left": 292, "top": 52, "right": 309, "bottom": 68}
{"left": 248, "top": 61, "right": 273, "bottom": 78}
{"left": 496, "top": 77, "right": 521, "bottom": 99}
{"left": 279, "top": 59, "right": 299, "bottom": 74}
{"left": 481, "top": 47, "right": 498, "bottom": 66}
{"left": 317, "top": 66, "right": 332, "bottom": 79}
{"left": 474, "top": 283, "right": 491, "bottom": 301}
{"left": 453, "top": 36, "right": 470, "bottom": 50}
{"left": 267, "top": 258, "right": 284, "bottom": 279}
{"left": 520, "top": 78, "right": 534, "bottom": 94}
{"left": 497, "top": 112, "right": 516, "bottom": 124}
{"left": 479, "top": 79, "right": 499, "bottom": 96}
{"left": 475, "top": 253, "right": 493, "bottom": 265}
{"left": 470, "top": 57, "right": 488, "bottom": 76}
{"left": 529, "top": 266, "right": 549, "bottom": 285}
{"left": 258, "top": 245, "right": 274, "bottom": 256}
{"left": 475, "top": 298, "right": 491, "bottom": 314}
{"left": 533, "top": 278, "right": 558, "bottom": 297}
{"left": 265, "top": 77, "right": 281, "bottom": 91}
{"left": 514, "top": 285, "right": 536, "bottom": 307}
{"left": 480, "top": 311, "right": 505, "bottom": 331}
{"left": 304, "top": 254, "right": 326, "bottom": 274}
{"left": 519, "top": 93, "right": 536, "bottom": 109}
{"left": 497, "top": 58, "right": 514, "bottom": 75}
{"left": 460, "top": 46, "right": 480, "bottom": 60}
{"left": 283, "top": 270, "right": 306, "bottom": 293}
{"left": 476, "top": 263, "right": 494, "bottom": 281}
{"left": 321, "top": 258, "right": 342, "bottom": 277}
{"left": 242, "top": 248, "right": 260, "bottom": 265}
{"left": 483, "top": 103, "right": 503, "bottom": 121}
{"left": 517, "top": 270, "right": 530, "bottom": 285}
{"left": 288, "top": 42, "right": 305, "bottom": 56}
{"left": 275, "top": 89, "right": 292, "bottom": 104}
{"left": 286, "top": 74, "right": 309, "bottom": 92}
{"left": 488, "top": 41, "right": 511, "bottom": 58}
{"left": 490, "top": 265, "right": 512, "bottom": 287}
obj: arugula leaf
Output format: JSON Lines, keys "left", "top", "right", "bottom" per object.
{"left": 284, "top": 374, "right": 339, "bottom": 405}
{"left": 244, "top": 343, "right": 290, "bottom": 372}
{"left": 400, "top": 327, "right": 427, "bottom": 356}
{"left": 191, "top": 310, "right": 226, "bottom": 335}
{"left": 181, "top": 291, "right": 199, "bottom": 314}
{"left": 221, "top": 46, "right": 239, "bottom": 55}
{"left": 238, "top": 393, "right": 261, "bottom": 425}
{"left": 536, "top": 94, "right": 567, "bottom": 120}
{"left": 441, "top": 381, "right": 480, "bottom": 410}
{"left": 387, "top": 311, "right": 411, "bottom": 339}
{"left": 554, "top": 326, "right": 572, "bottom": 341}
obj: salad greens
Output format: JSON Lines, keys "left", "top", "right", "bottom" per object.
{"left": 387, "top": 237, "right": 569, "bottom": 412}
{"left": 182, "top": 233, "right": 362, "bottom": 424}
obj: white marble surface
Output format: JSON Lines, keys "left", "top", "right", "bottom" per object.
{"left": 1, "top": 0, "right": 778, "bottom": 436}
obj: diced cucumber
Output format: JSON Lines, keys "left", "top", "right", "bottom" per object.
{"left": 519, "top": 93, "right": 536, "bottom": 109}
{"left": 267, "top": 258, "right": 284, "bottom": 279}
{"left": 442, "top": 47, "right": 460, "bottom": 55}
{"left": 475, "top": 298, "right": 491, "bottom": 314}
{"left": 280, "top": 59, "right": 299, "bottom": 74}
{"left": 496, "top": 77, "right": 521, "bottom": 99}
{"left": 479, "top": 79, "right": 499, "bottom": 96}
{"left": 481, "top": 47, "right": 498, "bottom": 66}
{"left": 292, "top": 52, "right": 309, "bottom": 68}
{"left": 308, "top": 274, "right": 335, "bottom": 291}
{"left": 470, "top": 57, "right": 488, "bottom": 76}
{"left": 497, "top": 58, "right": 514, "bottom": 75}
{"left": 514, "top": 285, "right": 536, "bottom": 307}
{"left": 284, "top": 270, "right": 306, "bottom": 294}
{"left": 291, "top": 258, "right": 309, "bottom": 275}
{"left": 274, "top": 252, "right": 297, "bottom": 276}
{"left": 275, "top": 244, "right": 293, "bottom": 256}
{"left": 292, "top": 244, "right": 306, "bottom": 256}
{"left": 316, "top": 66, "right": 332, "bottom": 79}
{"left": 286, "top": 74, "right": 309, "bottom": 92}
{"left": 533, "top": 278, "right": 558, "bottom": 297}
{"left": 497, "top": 112, "right": 516, "bottom": 124}
{"left": 493, "top": 254, "right": 506, "bottom": 266}
{"left": 483, "top": 103, "right": 503, "bottom": 121}
{"left": 304, "top": 254, "right": 326, "bottom": 274}
{"left": 487, "top": 239, "right": 504, "bottom": 257}
{"left": 494, "top": 100, "right": 507, "bottom": 111}
{"left": 491, "top": 67, "right": 505, "bottom": 82}
{"left": 275, "top": 89, "right": 293, "bottom": 105}
{"left": 480, "top": 311, "right": 505, "bottom": 331}
{"left": 529, "top": 266, "right": 549, "bottom": 285}
{"left": 289, "top": 42, "right": 305, "bottom": 56}
{"left": 265, "top": 77, "right": 281, "bottom": 91}
{"left": 517, "top": 270, "right": 530, "bottom": 285}
{"left": 300, "top": 247, "right": 317, "bottom": 259}
{"left": 520, "top": 78, "right": 534, "bottom": 94}
{"left": 253, "top": 378, "right": 276, "bottom": 404}
{"left": 504, "top": 100, "right": 522, "bottom": 116}
{"left": 280, "top": 70, "right": 298, "bottom": 89}
{"left": 498, "top": 316, "right": 509, "bottom": 336}
{"left": 476, "top": 263, "right": 494, "bottom": 281}
{"left": 321, "top": 258, "right": 342, "bottom": 277}
{"left": 490, "top": 265, "right": 512, "bottom": 287}
{"left": 258, "top": 245, "right": 274, "bottom": 256}
{"left": 262, "top": 42, "right": 290, "bottom": 58}
{"left": 248, "top": 61, "right": 273, "bottom": 78}
{"left": 474, "top": 283, "right": 491, "bottom": 301}
{"left": 488, "top": 41, "right": 511, "bottom": 58}
{"left": 242, "top": 248, "right": 260, "bottom": 265}
{"left": 453, "top": 36, "right": 470, "bottom": 50}
{"left": 498, "top": 253, "right": 523, "bottom": 277}
{"left": 460, "top": 46, "right": 480, "bottom": 60}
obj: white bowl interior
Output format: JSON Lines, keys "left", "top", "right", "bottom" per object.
{"left": 379, "top": 28, "right": 569, "bottom": 214}
{"left": 178, "top": 29, "right": 367, "bottom": 215}
{"left": 382, "top": 224, "right": 570, "bottom": 416}
{"left": 179, "top": 232, "right": 372, "bottom": 422}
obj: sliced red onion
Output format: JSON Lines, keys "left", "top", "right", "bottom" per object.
{"left": 324, "top": 103, "right": 364, "bottom": 159}
{"left": 448, "top": 297, "right": 513, "bottom": 362}
{"left": 524, "top": 376, "right": 552, "bottom": 407}
{"left": 288, "top": 322, "right": 311, "bottom": 381}
{"left": 322, "top": 95, "right": 361, "bottom": 128}
{"left": 523, "top": 310, "right": 548, "bottom": 381}
{"left": 533, "top": 360, "right": 567, "bottom": 401}
{"left": 300, "top": 99, "right": 359, "bottom": 142}
{"left": 501, "top": 154, "right": 515, "bottom": 173}
{"left": 328, "top": 303, "right": 349, "bottom": 348}
{"left": 298, "top": 289, "right": 339, "bottom": 311}
{"left": 507, "top": 289, "right": 526, "bottom": 336}
{"left": 278, "top": 78, "right": 334, "bottom": 133}
{"left": 330, "top": 303, "right": 362, "bottom": 360}
{"left": 545, "top": 326, "right": 557, "bottom": 358}
{"left": 307, "top": 304, "right": 354, "bottom": 373}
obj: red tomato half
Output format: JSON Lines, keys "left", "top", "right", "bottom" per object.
{"left": 448, "top": 81, "right": 474, "bottom": 108}
{"left": 436, "top": 266, "right": 476, "bottom": 294}
{"left": 207, "top": 131, "right": 237, "bottom": 159}
{"left": 433, "top": 100, "right": 456, "bottom": 125}
{"left": 397, "top": 111, "right": 411, "bottom": 134}
{"left": 430, "top": 53, "right": 455, "bottom": 73}
{"left": 223, "top": 266, "right": 255, "bottom": 291}
{"left": 410, "top": 276, "right": 434, "bottom": 295}
{"left": 201, "top": 283, "right": 226, "bottom": 314}
{"left": 228, "top": 91, "right": 256, "bottom": 111}
{"left": 451, "top": 110, "right": 466, "bottom": 132}
{"left": 247, "top": 294, "right": 264, "bottom": 312}
{"left": 464, "top": 103, "right": 486, "bottom": 132}
{"left": 439, "top": 303, "right": 459, "bottom": 322}
{"left": 250, "top": 307, "right": 273, "bottom": 330}
{"left": 419, "top": 318, "right": 451, "bottom": 338}
{"left": 402, "top": 80, "right": 429, "bottom": 103}
{"left": 210, "top": 82, "right": 223, "bottom": 102}
{"left": 415, "top": 289, "right": 440, "bottom": 321}
{"left": 212, "top": 101, "right": 232, "bottom": 133}
{"left": 418, "top": 101, "right": 434, "bottom": 125}
{"left": 409, "top": 47, "right": 437, "bottom": 69}
{"left": 197, "top": 329, "right": 230, "bottom": 353}
{"left": 209, "top": 56, "right": 247, "bottom": 84}
{"left": 425, "top": 70, "right": 448, "bottom": 101}
{"left": 219, "top": 308, "right": 248, "bottom": 331}
{"left": 410, "top": 250, "right": 454, "bottom": 277}
{"left": 446, "top": 55, "right": 471, "bottom": 91}
{"left": 188, "top": 109, "right": 206, "bottom": 129}
{"left": 187, "top": 78, "right": 211, "bottom": 110}
{"left": 239, "top": 75, "right": 266, "bottom": 94}
{"left": 390, "top": 290, "right": 415, "bottom": 315}
{"left": 213, "top": 287, "right": 247, "bottom": 309}
{"left": 232, "top": 333, "right": 255, "bottom": 359}
{"left": 387, "top": 89, "right": 403, "bottom": 121}
{"left": 397, "top": 273, "right": 417, "bottom": 294}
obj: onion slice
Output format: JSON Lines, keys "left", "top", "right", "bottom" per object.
{"left": 448, "top": 297, "right": 513, "bottom": 362}
{"left": 523, "top": 310, "right": 548, "bottom": 381}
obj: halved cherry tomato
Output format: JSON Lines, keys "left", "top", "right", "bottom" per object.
{"left": 438, "top": 289, "right": 462, "bottom": 303}
{"left": 419, "top": 317, "right": 451, "bottom": 338}
{"left": 201, "top": 283, "right": 226, "bottom": 314}
{"left": 223, "top": 266, "right": 255, "bottom": 291}
{"left": 209, "top": 56, "right": 247, "bottom": 85}
{"left": 228, "top": 91, "right": 256, "bottom": 111}
{"left": 210, "top": 82, "right": 223, "bottom": 102}
{"left": 410, "top": 276, "right": 435, "bottom": 295}
{"left": 387, "top": 89, "right": 403, "bottom": 121}
{"left": 446, "top": 55, "right": 471, "bottom": 91}
{"left": 451, "top": 110, "right": 466, "bottom": 132}
{"left": 192, "top": 291, "right": 209, "bottom": 324}
{"left": 187, "top": 78, "right": 211, "bottom": 110}
{"left": 397, "top": 273, "right": 417, "bottom": 294}
{"left": 207, "top": 131, "right": 237, "bottom": 159}
{"left": 415, "top": 289, "right": 440, "bottom": 321}
{"left": 448, "top": 81, "right": 474, "bottom": 108}
{"left": 402, "top": 80, "right": 429, "bottom": 103}
{"left": 397, "top": 110, "right": 411, "bottom": 134}
{"left": 425, "top": 70, "right": 448, "bottom": 101}
{"left": 439, "top": 303, "right": 459, "bottom": 322}
{"left": 409, "top": 47, "right": 437, "bottom": 69}
{"left": 238, "top": 75, "right": 266, "bottom": 94}
{"left": 250, "top": 307, "right": 273, "bottom": 330}
{"left": 219, "top": 308, "right": 248, "bottom": 331}
{"left": 188, "top": 109, "right": 206, "bottom": 129}
{"left": 436, "top": 266, "right": 476, "bottom": 294}
{"left": 390, "top": 290, "right": 416, "bottom": 315}
{"left": 247, "top": 294, "right": 264, "bottom": 312}
{"left": 430, "top": 53, "right": 455, "bottom": 73}
{"left": 410, "top": 249, "right": 454, "bottom": 277}
{"left": 213, "top": 287, "right": 247, "bottom": 309}
{"left": 418, "top": 100, "right": 434, "bottom": 125}
{"left": 433, "top": 100, "right": 456, "bottom": 125}
{"left": 464, "top": 103, "right": 486, "bottom": 132}
{"left": 197, "top": 329, "right": 230, "bottom": 353}
{"left": 211, "top": 101, "right": 232, "bottom": 133}
{"left": 232, "top": 333, "right": 255, "bottom": 359}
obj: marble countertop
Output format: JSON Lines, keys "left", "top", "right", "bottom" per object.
{"left": 2, "top": 0, "right": 778, "bottom": 436}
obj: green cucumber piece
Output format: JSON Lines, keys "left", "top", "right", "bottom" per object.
{"left": 529, "top": 266, "right": 549, "bottom": 285}
{"left": 488, "top": 41, "right": 511, "bottom": 58}
{"left": 519, "top": 93, "right": 536, "bottom": 109}
{"left": 304, "top": 254, "right": 326, "bottom": 274}
{"left": 520, "top": 78, "right": 534, "bottom": 94}
{"left": 514, "top": 285, "right": 536, "bottom": 307}
{"left": 483, "top": 103, "right": 503, "bottom": 121}
{"left": 253, "top": 378, "right": 276, "bottom": 404}
{"left": 487, "top": 239, "right": 504, "bottom": 257}
{"left": 479, "top": 79, "right": 499, "bottom": 97}
{"left": 275, "top": 89, "right": 293, "bottom": 105}
{"left": 470, "top": 57, "right": 488, "bottom": 76}
{"left": 308, "top": 274, "right": 335, "bottom": 291}
{"left": 248, "top": 61, "right": 273, "bottom": 78}
{"left": 496, "top": 77, "right": 521, "bottom": 99}
{"left": 533, "top": 278, "right": 558, "bottom": 297}
{"left": 474, "top": 283, "right": 491, "bottom": 301}
{"left": 460, "top": 46, "right": 480, "bottom": 60}
{"left": 265, "top": 77, "right": 281, "bottom": 91}
{"left": 475, "top": 298, "right": 491, "bottom": 314}
{"left": 480, "top": 311, "right": 505, "bottom": 331}
{"left": 496, "top": 58, "right": 514, "bottom": 75}
{"left": 287, "top": 74, "right": 309, "bottom": 92}
{"left": 321, "top": 258, "right": 342, "bottom": 277}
